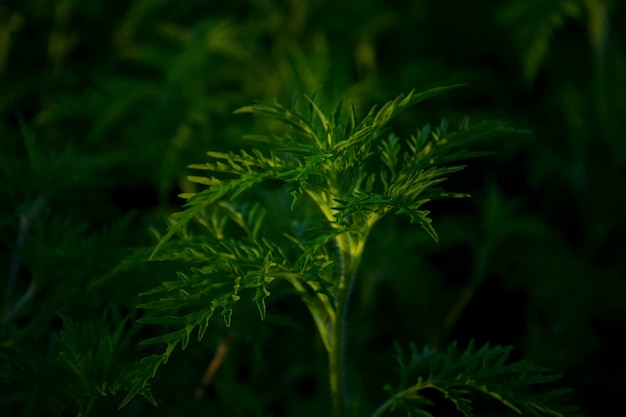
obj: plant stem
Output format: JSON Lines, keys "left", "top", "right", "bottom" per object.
{"left": 277, "top": 271, "right": 336, "bottom": 352}
{"left": 329, "top": 231, "right": 365, "bottom": 417}
{"left": 369, "top": 399, "right": 392, "bottom": 417}
{"left": 329, "top": 273, "right": 351, "bottom": 417}
{"left": 5, "top": 197, "right": 43, "bottom": 303}
{"left": 305, "top": 189, "right": 369, "bottom": 416}
{"left": 369, "top": 382, "right": 432, "bottom": 417}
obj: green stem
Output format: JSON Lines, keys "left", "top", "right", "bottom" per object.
{"left": 369, "top": 399, "right": 393, "bottom": 417}
{"left": 304, "top": 189, "right": 369, "bottom": 416}
{"left": 276, "top": 272, "right": 335, "bottom": 352}
{"left": 330, "top": 232, "right": 365, "bottom": 417}
{"left": 329, "top": 277, "right": 350, "bottom": 417}
{"left": 369, "top": 383, "right": 432, "bottom": 417}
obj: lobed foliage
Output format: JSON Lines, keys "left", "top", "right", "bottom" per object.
{"left": 380, "top": 341, "right": 582, "bottom": 417}
{"left": 1, "top": 0, "right": 624, "bottom": 416}
{"left": 121, "top": 88, "right": 577, "bottom": 415}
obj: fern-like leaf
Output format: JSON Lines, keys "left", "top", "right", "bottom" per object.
{"left": 127, "top": 202, "right": 341, "bottom": 405}
{"left": 133, "top": 88, "right": 522, "bottom": 409}
{"left": 332, "top": 119, "right": 516, "bottom": 239}
{"left": 374, "top": 341, "right": 582, "bottom": 417}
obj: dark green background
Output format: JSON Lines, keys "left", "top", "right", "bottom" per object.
{"left": 1, "top": 1, "right": 624, "bottom": 416}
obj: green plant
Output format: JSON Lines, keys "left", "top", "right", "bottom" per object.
{"left": 124, "top": 86, "right": 581, "bottom": 416}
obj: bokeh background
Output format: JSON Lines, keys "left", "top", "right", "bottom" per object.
{"left": 1, "top": 1, "right": 625, "bottom": 416}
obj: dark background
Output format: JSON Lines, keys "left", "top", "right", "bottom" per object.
{"left": 1, "top": 1, "right": 624, "bottom": 416}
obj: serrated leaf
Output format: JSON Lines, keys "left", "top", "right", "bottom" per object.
{"left": 187, "top": 175, "right": 220, "bottom": 185}
{"left": 132, "top": 87, "right": 526, "bottom": 412}
{"left": 139, "top": 329, "right": 187, "bottom": 346}
{"left": 380, "top": 340, "right": 580, "bottom": 417}
{"left": 253, "top": 285, "right": 271, "bottom": 320}
{"left": 402, "top": 207, "right": 438, "bottom": 242}
{"left": 120, "top": 355, "right": 164, "bottom": 409}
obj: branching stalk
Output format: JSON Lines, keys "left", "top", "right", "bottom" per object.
{"left": 276, "top": 272, "right": 336, "bottom": 352}
{"left": 329, "top": 231, "right": 366, "bottom": 417}
{"left": 122, "top": 88, "right": 562, "bottom": 417}
{"left": 369, "top": 383, "right": 431, "bottom": 417}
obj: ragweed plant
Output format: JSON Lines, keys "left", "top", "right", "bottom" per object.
{"left": 125, "top": 86, "right": 580, "bottom": 416}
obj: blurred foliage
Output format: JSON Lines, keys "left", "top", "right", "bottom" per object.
{"left": 0, "top": 0, "right": 624, "bottom": 416}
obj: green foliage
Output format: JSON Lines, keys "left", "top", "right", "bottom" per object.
{"left": 496, "top": 0, "right": 583, "bottom": 84}
{"left": 2, "top": 0, "right": 624, "bottom": 416}
{"left": 155, "top": 86, "right": 469, "bottom": 247}
{"left": 124, "top": 88, "right": 578, "bottom": 416}
{"left": 378, "top": 341, "right": 580, "bottom": 417}
{"left": 1, "top": 310, "right": 153, "bottom": 416}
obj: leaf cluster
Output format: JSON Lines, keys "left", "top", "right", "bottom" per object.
{"left": 123, "top": 200, "right": 338, "bottom": 406}
{"left": 380, "top": 341, "right": 582, "bottom": 417}
{"left": 126, "top": 87, "right": 524, "bottom": 408}
{"left": 1, "top": 310, "right": 150, "bottom": 416}
{"left": 158, "top": 86, "right": 515, "bottom": 250}
{"left": 2, "top": 1, "right": 617, "bottom": 414}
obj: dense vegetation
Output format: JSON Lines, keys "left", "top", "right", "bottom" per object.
{"left": 1, "top": 1, "right": 624, "bottom": 416}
